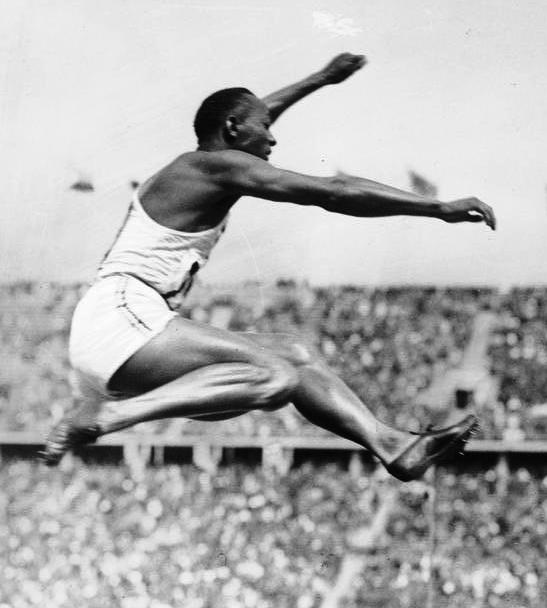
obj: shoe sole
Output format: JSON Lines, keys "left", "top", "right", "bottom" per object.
{"left": 40, "top": 422, "right": 99, "bottom": 467}
{"left": 428, "top": 418, "right": 478, "bottom": 468}
{"left": 389, "top": 417, "right": 478, "bottom": 482}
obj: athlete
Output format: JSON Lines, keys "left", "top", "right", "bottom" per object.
{"left": 43, "top": 53, "right": 495, "bottom": 481}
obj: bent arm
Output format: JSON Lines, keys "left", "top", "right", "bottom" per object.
{"left": 262, "top": 72, "right": 326, "bottom": 124}
{"left": 209, "top": 151, "right": 496, "bottom": 229}
{"left": 262, "top": 53, "right": 366, "bottom": 123}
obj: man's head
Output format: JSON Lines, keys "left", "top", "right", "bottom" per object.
{"left": 194, "top": 88, "right": 276, "bottom": 160}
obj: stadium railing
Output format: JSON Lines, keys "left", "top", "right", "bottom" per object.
{"left": 1, "top": 431, "right": 546, "bottom": 454}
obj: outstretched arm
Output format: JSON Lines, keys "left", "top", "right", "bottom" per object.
{"left": 207, "top": 151, "right": 496, "bottom": 230}
{"left": 324, "top": 172, "right": 496, "bottom": 229}
{"left": 262, "top": 53, "right": 366, "bottom": 124}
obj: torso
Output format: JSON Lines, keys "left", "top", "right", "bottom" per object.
{"left": 96, "top": 151, "right": 238, "bottom": 309}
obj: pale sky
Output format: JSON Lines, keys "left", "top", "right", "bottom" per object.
{"left": 1, "top": 0, "right": 547, "bottom": 286}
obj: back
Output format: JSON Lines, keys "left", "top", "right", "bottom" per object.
{"left": 138, "top": 152, "right": 237, "bottom": 233}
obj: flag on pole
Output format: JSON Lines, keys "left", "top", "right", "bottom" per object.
{"left": 70, "top": 179, "right": 94, "bottom": 192}
{"left": 409, "top": 170, "right": 438, "bottom": 198}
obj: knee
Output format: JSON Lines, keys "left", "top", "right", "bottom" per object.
{"left": 253, "top": 358, "right": 299, "bottom": 407}
{"left": 285, "top": 335, "right": 322, "bottom": 368}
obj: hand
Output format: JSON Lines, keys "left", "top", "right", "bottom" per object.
{"left": 319, "top": 53, "right": 367, "bottom": 85}
{"left": 440, "top": 197, "right": 496, "bottom": 230}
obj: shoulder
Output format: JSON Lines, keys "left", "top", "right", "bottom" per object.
{"left": 158, "top": 151, "right": 332, "bottom": 204}
{"left": 174, "top": 150, "right": 273, "bottom": 194}
{"left": 178, "top": 149, "right": 261, "bottom": 174}
{"left": 153, "top": 150, "right": 259, "bottom": 187}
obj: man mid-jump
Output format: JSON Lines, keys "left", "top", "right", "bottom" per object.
{"left": 44, "top": 54, "right": 495, "bottom": 481}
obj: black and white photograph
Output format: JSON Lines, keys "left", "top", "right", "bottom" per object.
{"left": 1, "top": 1, "right": 546, "bottom": 606}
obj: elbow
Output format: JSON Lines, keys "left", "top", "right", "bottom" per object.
{"left": 324, "top": 174, "right": 361, "bottom": 210}
{"left": 323, "top": 174, "right": 381, "bottom": 217}
{"left": 326, "top": 174, "right": 348, "bottom": 202}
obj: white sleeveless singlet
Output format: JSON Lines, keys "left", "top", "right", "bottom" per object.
{"left": 97, "top": 189, "right": 228, "bottom": 309}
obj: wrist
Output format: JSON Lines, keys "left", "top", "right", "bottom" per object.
{"left": 310, "top": 71, "right": 329, "bottom": 88}
{"left": 435, "top": 202, "right": 449, "bottom": 221}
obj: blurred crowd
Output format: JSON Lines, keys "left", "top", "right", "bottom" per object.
{"left": 489, "top": 288, "right": 547, "bottom": 439}
{"left": 345, "top": 467, "right": 547, "bottom": 608}
{"left": 1, "top": 460, "right": 545, "bottom": 607}
{"left": 0, "top": 282, "right": 546, "bottom": 440}
{"left": 0, "top": 283, "right": 81, "bottom": 433}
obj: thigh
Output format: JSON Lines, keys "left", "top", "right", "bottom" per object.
{"left": 108, "top": 316, "right": 287, "bottom": 395}
{"left": 238, "top": 332, "right": 317, "bottom": 366}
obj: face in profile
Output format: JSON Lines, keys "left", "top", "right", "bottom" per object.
{"left": 230, "top": 96, "right": 277, "bottom": 161}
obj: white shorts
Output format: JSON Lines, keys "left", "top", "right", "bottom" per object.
{"left": 69, "top": 274, "right": 178, "bottom": 401}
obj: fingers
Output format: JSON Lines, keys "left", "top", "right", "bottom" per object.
{"left": 471, "top": 200, "right": 496, "bottom": 231}
{"left": 345, "top": 53, "right": 367, "bottom": 70}
{"left": 483, "top": 204, "right": 496, "bottom": 231}
{"left": 322, "top": 53, "right": 368, "bottom": 84}
{"left": 355, "top": 55, "right": 367, "bottom": 69}
{"left": 332, "top": 52, "right": 367, "bottom": 71}
{"left": 446, "top": 198, "right": 497, "bottom": 230}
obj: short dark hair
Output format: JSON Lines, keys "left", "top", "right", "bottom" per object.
{"left": 193, "top": 87, "right": 255, "bottom": 143}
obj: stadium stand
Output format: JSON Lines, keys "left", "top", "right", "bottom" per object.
{"left": 1, "top": 282, "right": 547, "bottom": 607}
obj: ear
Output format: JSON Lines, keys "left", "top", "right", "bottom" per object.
{"left": 224, "top": 116, "right": 239, "bottom": 141}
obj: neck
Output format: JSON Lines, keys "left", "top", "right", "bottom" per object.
{"left": 197, "top": 136, "right": 229, "bottom": 153}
